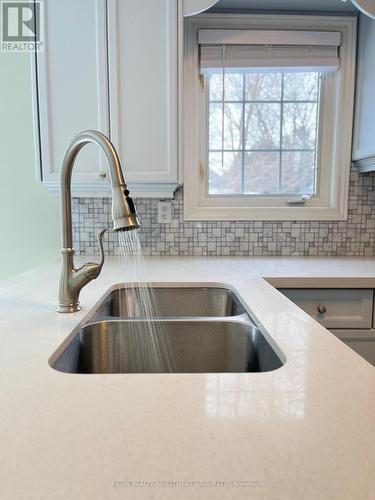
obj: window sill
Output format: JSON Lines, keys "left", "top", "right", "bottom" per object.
{"left": 184, "top": 202, "right": 348, "bottom": 221}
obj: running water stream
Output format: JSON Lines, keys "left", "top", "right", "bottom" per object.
{"left": 117, "top": 229, "right": 175, "bottom": 373}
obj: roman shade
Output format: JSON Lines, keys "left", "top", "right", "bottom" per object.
{"left": 199, "top": 29, "right": 342, "bottom": 73}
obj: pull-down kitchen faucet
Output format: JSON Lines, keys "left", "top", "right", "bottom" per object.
{"left": 57, "top": 130, "right": 140, "bottom": 313}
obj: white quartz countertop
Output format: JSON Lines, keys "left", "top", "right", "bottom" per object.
{"left": 0, "top": 256, "right": 374, "bottom": 500}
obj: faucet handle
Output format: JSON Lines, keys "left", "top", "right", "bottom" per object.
{"left": 96, "top": 227, "right": 107, "bottom": 269}
{"left": 80, "top": 228, "right": 107, "bottom": 281}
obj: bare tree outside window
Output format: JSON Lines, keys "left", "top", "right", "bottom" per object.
{"left": 207, "top": 71, "right": 320, "bottom": 196}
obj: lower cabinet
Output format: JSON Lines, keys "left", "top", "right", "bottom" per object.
{"left": 279, "top": 288, "right": 375, "bottom": 366}
{"left": 330, "top": 329, "right": 375, "bottom": 366}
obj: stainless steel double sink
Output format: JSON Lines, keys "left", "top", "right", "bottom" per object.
{"left": 50, "top": 285, "right": 284, "bottom": 374}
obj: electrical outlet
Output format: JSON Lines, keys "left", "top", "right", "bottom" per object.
{"left": 158, "top": 201, "right": 172, "bottom": 224}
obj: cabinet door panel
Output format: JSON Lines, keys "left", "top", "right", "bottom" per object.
{"left": 330, "top": 329, "right": 375, "bottom": 366}
{"left": 346, "top": 339, "right": 375, "bottom": 366}
{"left": 35, "top": 0, "right": 109, "bottom": 191}
{"left": 108, "top": 0, "right": 178, "bottom": 185}
{"left": 352, "top": 14, "right": 375, "bottom": 161}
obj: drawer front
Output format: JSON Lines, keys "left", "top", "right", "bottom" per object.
{"left": 330, "top": 329, "right": 375, "bottom": 366}
{"left": 279, "top": 289, "right": 374, "bottom": 329}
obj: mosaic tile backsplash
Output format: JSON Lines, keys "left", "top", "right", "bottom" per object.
{"left": 73, "top": 166, "right": 375, "bottom": 257}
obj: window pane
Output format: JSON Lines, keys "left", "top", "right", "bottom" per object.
{"left": 223, "top": 103, "right": 243, "bottom": 149}
{"left": 208, "top": 151, "right": 242, "bottom": 194}
{"left": 223, "top": 73, "right": 244, "bottom": 101}
{"left": 209, "top": 103, "right": 243, "bottom": 151}
{"left": 281, "top": 151, "right": 316, "bottom": 194}
{"left": 209, "top": 103, "right": 223, "bottom": 150}
{"left": 283, "top": 72, "right": 319, "bottom": 101}
{"left": 244, "top": 152, "right": 280, "bottom": 194}
{"left": 245, "top": 73, "right": 282, "bottom": 101}
{"left": 245, "top": 103, "right": 281, "bottom": 150}
{"left": 282, "top": 103, "right": 318, "bottom": 150}
{"left": 209, "top": 74, "right": 223, "bottom": 101}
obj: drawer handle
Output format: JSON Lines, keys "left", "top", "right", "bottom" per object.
{"left": 317, "top": 304, "right": 327, "bottom": 315}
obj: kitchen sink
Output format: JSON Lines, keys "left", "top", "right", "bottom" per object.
{"left": 50, "top": 319, "right": 283, "bottom": 374}
{"left": 92, "top": 285, "right": 247, "bottom": 320}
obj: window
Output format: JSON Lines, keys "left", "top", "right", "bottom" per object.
{"left": 207, "top": 71, "right": 320, "bottom": 196}
{"left": 183, "top": 15, "right": 357, "bottom": 221}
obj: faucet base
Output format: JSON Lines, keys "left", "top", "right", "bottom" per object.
{"left": 57, "top": 303, "right": 81, "bottom": 313}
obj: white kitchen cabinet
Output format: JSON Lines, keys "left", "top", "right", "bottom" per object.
{"left": 33, "top": 0, "right": 181, "bottom": 197}
{"left": 352, "top": 14, "right": 375, "bottom": 170}
{"left": 33, "top": 0, "right": 109, "bottom": 196}
{"left": 107, "top": 0, "right": 180, "bottom": 197}
{"left": 278, "top": 288, "right": 374, "bottom": 329}
{"left": 279, "top": 287, "right": 375, "bottom": 366}
{"left": 330, "top": 330, "right": 375, "bottom": 366}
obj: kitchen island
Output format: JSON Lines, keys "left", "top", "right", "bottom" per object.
{"left": 0, "top": 256, "right": 374, "bottom": 499}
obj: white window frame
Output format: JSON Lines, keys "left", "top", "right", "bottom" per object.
{"left": 183, "top": 14, "right": 357, "bottom": 221}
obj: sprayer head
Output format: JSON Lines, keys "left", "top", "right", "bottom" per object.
{"left": 111, "top": 186, "right": 140, "bottom": 232}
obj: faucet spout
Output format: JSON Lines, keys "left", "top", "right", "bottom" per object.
{"left": 57, "top": 130, "right": 140, "bottom": 313}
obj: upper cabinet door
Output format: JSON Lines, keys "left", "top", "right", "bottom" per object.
{"left": 107, "top": 0, "right": 179, "bottom": 196}
{"left": 352, "top": 14, "right": 375, "bottom": 163}
{"left": 34, "top": 0, "right": 109, "bottom": 194}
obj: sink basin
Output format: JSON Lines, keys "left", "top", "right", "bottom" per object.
{"left": 93, "top": 286, "right": 247, "bottom": 319}
{"left": 50, "top": 320, "right": 283, "bottom": 374}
